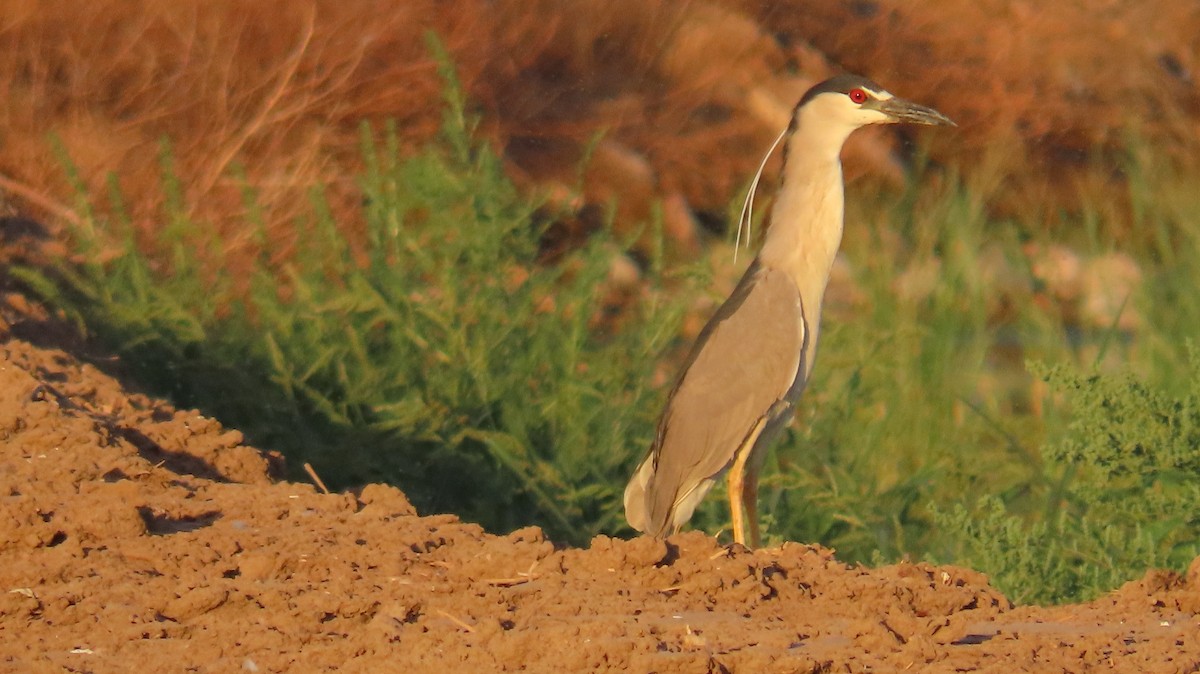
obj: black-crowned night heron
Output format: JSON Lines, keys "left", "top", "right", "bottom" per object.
{"left": 624, "top": 74, "right": 954, "bottom": 547}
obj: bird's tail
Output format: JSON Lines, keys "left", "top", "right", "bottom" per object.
{"left": 625, "top": 454, "right": 718, "bottom": 539}
{"left": 623, "top": 455, "right": 658, "bottom": 535}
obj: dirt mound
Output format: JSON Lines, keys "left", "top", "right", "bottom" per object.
{"left": 2, "top": 328, "right": 1200, "bottom": 672}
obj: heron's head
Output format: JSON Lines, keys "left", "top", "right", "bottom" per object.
{"left": 734, "top": 74, "right": 955, "bottom": 259}
{"left": 798, "top": 74, "right": 955, "bottom": 129}
{"left": 790, "top": 74, "right": 954, "bottom": 159}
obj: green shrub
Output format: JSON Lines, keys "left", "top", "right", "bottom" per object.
{"left": 938, "top": 354, "right": 1200, "bottom": 604}
{"left": 17, "top": 37, "right": 689, "bottom": 544}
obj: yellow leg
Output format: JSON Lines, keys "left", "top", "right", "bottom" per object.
{"left": 728, "top": 454, "right": 764, "bottom": 548}
{"left": 729, "top": 460, "right": 747, "bottom": 546}
{"left": 728, "top": 417, "right": 769, "bottom": 547}
{"left": 728, "top": 446, "right": 763, "bottom": 547}
{"left": 743, "top": 463, "right": 762, "bottom": 548}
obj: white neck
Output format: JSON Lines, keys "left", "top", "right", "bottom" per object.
{"left": 753, "top": 99, "right": 860, "bottom": 373}
{"left": 757, "top": 117, "right": 849, "bottom": 311}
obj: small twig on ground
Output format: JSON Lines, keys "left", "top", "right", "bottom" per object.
{"left": 303, "top": 462, "right": 330, "bottom": 494}
{"left": 483, "top": 575, "right": 536, "bottom": 587}
{"left": 435, "top": 609, "right": 475, "bottom": 633}
{"left": 483, "top": 562, "right": 542, "bottom": 587}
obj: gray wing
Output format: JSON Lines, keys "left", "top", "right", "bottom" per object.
{"left": 625, "top": 260, "right": 807, "bottom": 536}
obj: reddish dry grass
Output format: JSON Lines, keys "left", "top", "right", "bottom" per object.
{"left": 0, "top": 0, "right": 1196, "bottom": 271}
{"left": 741, "top": 0, "right": 1200, "bottom": 221}
{"left": 1, "top": 1, "right": 468, "bottom": 270}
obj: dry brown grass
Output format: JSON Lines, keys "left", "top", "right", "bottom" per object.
{"left": 1, "top": 1, "right": 470, "bottom": 269}
{"left": 0, "top": 0, "right": 1196, "bottom": 270}
{"left": 740, "top": 0, "right": 1200, "bottom": 223}
{"left": 0, "top": 1, "right": 786, "bottom": 264}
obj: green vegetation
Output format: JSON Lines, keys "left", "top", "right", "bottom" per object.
{"left": 18, "top": 47, "right": 689, "bottom": 544}
{"left": 17, "top": 48, "right": 1200, "bottom": 602}
{"left": 939, "top": 357, "right": 1200, "bottom": 604}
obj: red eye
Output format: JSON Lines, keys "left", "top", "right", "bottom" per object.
{"left": 848, "top": 88, "right": 868, "bottom": 104}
